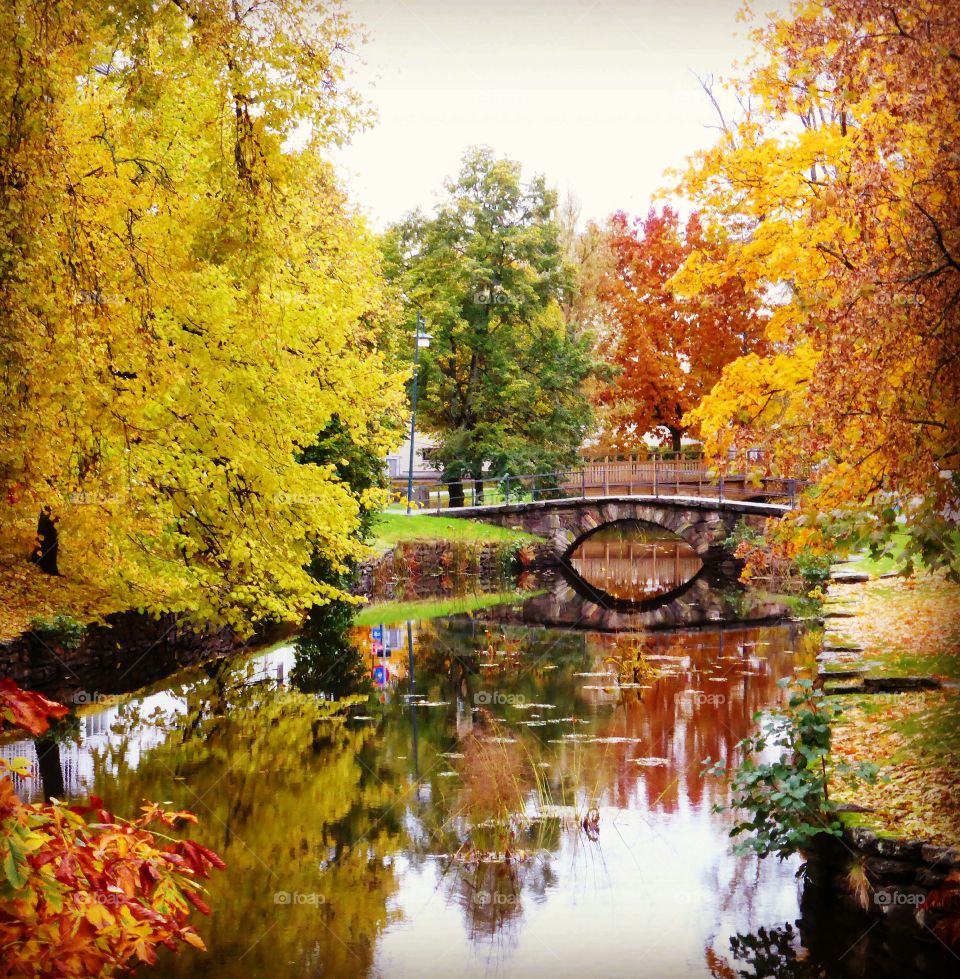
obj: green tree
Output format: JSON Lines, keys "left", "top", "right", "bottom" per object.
{"left": 382, "top": 148, "right": 599, "bottom": 506}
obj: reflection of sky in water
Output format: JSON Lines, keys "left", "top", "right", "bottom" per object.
{"left": 3, "top": 611, "right": 876, "bottom": 977}
{"left": 3, "top": 645, "right": 298, "bottom": 801}
{"left": 568, "top": 521, "right": 703, "bottom": 604}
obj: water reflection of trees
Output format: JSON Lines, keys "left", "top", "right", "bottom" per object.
{"left": 584, "top": 624, "right": 800, "bottom": 815}
{"left": 292, "top": 601, "right": 371, "bottom": 698}
{"left": 37, "top": 606, "right": 818, "bottom": 975}
{"left": 569, "top": 521, "right": 705, "bottom": 603}
{"left": 81, "top": 653, "right": 402, "bottom": 978}
{"left": 707, "top": 923, "right": 828, "bottom": 979}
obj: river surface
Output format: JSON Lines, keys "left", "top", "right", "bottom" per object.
{"left": 4, "top": 530, "right": 953, "bottom": 978}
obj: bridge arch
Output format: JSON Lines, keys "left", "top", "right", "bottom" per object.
{"left": 439, "top": 496, "right": 781, "bottom": 563}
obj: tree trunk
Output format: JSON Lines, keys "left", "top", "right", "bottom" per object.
{"left": 472, "top": 479, "right": 484, "bottom": 506}
{"left": 35, "top": 738, "right": 64, "bottom": 802}
{"left": 32, "top": 508, "right": 60, "bottom": 576}
{"left": 669, "top": 428, "right": 683, "bottom": 455}
{"left": 447, "top": 479, "right": 465, "bottom": 508}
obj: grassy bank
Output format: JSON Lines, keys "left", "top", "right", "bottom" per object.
{"left": 369, "top": 512, "right": 542, "bottom": 552}
{"left": 352, "top": 589, "right": 539, "bottom": 626}
{"left": 838, "top": 530, "right": 911, "bottom": 576}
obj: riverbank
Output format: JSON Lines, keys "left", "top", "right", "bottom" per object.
{"left": 0, "top": 512, "right": 546, "bottom": 692}
{"left": 823, "top": 573, "right": 960, "bottom": 846}
{"left": 369, "top": 511, "right": 541, "bottom": 552}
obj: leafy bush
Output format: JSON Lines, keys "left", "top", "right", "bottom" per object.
{"left": 27, "top": 613, "right": 87, "bottom": 650}
{"left": 0, "top": 678, "right": 223, "bottom": 975}
{"left": 703, "top": 676, "right": 877, "bottom": 866}
{"left": 726, "top": 518, "right": 766, "bottom": 550}
{"left": 496, "top": 540, "right": 536, "bottom": 578}
{"left": 793, "top": 551, "right": 832, "bottom": 587}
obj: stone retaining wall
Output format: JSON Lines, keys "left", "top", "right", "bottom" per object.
{"left": 807, "top": 827, "right": 960, "bottom": 946}
{"left": 0, "top": 611, "right": 278, "bottom": 701}
{"left": 354, "top": 539, "right": 553, "bottom": 601}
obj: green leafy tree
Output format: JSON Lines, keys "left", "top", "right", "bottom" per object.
{"left": 383, "top": 148, "right": 600, "bottom": 505}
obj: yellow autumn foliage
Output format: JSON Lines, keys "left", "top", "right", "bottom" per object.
{"left": 672, "top": 0, "right": 960, "bottom": 572}
{"left": 0, "top": 1, "right": 406, "bottom": 631}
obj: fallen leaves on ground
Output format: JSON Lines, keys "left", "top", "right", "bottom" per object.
{"left": 824, "top": 574, "right": 960, "bottom": 846}
{"left": 823, "top": 573, "right": 960, "bottom": 678}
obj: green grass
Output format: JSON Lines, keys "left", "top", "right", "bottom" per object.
{"left": 840, "top": 531, "right": 911, "bottom": 576}
{"left": 352, "top": 589, "right": 541, "bottom": 626}
{"left": 369, "top": 511, "right": 542, "bottom": 551}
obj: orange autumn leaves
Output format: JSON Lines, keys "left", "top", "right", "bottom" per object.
{"left": 595, "top": 207, "right": 768, "bottom": 453}
{"left": 0, "top": 681, "right": 223, "bottom": 977}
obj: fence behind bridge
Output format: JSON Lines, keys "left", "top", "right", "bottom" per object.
{"left": 393, "top": 460, "right": 803, "bottom": 512}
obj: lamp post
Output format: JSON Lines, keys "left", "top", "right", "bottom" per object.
{"left": 406, "top": 312, "right": 432, "bottom": 514}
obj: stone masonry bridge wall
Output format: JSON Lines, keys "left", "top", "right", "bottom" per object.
{"left": 442, "top": 496, "right": 782, "bottom": 563}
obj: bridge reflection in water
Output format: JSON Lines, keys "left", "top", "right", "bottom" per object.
{"left": 567, "top": 520, "right": 704, "bottom": 604}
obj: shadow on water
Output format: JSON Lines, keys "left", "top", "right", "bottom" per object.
{"left": 3, "top": 564, "right": 956, "bottom": 977}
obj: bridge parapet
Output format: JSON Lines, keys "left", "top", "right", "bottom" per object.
{"left": 400, "top": 463, "right": 802, "bottom": 511}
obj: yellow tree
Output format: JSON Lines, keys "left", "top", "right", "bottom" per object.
{"left": 674, "top": 0, "right": 960, "bottom": 574}
{"left": 0, "top": 1, "right": 405, "bottom": 629}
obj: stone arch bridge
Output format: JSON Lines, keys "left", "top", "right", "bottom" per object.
{"left": 441, "top": 496, "right": 791, "bottom": 563}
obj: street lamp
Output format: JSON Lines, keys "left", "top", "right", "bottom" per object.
{"left": 406, "top": 312, "right": 432, "bottom": 514}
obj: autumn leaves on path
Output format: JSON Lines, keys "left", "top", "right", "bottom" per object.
{"left": 824, "top": 575, "right": 960, "bottom": 845}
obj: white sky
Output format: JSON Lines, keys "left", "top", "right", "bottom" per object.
{"left": 332, "top": 0, "right": 774, "bottom": 230}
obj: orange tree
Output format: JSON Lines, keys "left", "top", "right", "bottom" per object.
{"left": 597, "top": 206, "right": 768, "bottom": 453}
{"left": 0, "top": 679, "right": 222, "bottom": 977}
{"left": 674, "top": 0, "right": 960, "bottom": 574}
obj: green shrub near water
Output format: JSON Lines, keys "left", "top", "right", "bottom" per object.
{"left": 28, "top": 613, "right": 87, "bottom": 650}
{"left": 793, "top": 551, "right": 832, "bottom": 587}
{"left": 703, "top": 676, "right": 877, "bottom": 870}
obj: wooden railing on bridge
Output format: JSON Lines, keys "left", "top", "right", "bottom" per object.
{"left": 392, "top": 460, "right": 805, "bottom": 512}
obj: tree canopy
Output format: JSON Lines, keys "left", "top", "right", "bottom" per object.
{"left": 596, "top": 206, "right": 768, "bottom": 453}
{"left": 673, "top": 0, "right": 960, "bottom": 574}
{"left": 382, "top": 148, "right": 600, "bottom": 498}
{"left": 0, "top": 0, "right": 405, "bottom": 629}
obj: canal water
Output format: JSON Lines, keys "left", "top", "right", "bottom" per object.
{"left": 4, "top": 528, "right": 952, "bottom": 977}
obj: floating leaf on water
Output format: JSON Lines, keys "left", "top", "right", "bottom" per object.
{"left": 437, "top": 771, "right": 458, "bottom": 778}
{"left": 440, "top": 752, "right": 465, "bottom": 758}
{"left": 585, "top": 736, "right": 644, "bottom": 744}
{"left": 535, "top": 804, "right": 579, "bottom": 819}
{"left": 633, "top": 757, "right": 669, "bottom": 767}
{"left": 348, "top": 715, "right": 376, "bottom": 720}
{"left": 485, "top": 737, "right": 517, "bottom": 744}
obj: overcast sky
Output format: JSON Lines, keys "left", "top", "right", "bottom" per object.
{"left": 332, "top": 0, "right": 774, "bottom": 230}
